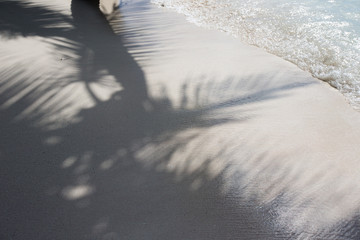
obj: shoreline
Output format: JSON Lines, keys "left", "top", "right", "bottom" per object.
{"left": 150, "top": 0, "right": 360, "bottom": 111}
{"left": 1, "top": 0, "right": 360, "bottom": 239}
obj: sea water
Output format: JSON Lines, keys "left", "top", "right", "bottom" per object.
{"left": 152, "top": 0, "right": 360, "bottom": 110}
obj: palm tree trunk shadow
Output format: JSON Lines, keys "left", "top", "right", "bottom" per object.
{"left": 71, "top": 0, "right": 149, "bottom": 104}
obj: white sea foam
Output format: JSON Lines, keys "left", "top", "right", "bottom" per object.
{"left": 152, "top": 0, "right": 360, "bottom": 110}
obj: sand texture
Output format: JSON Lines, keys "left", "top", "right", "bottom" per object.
{"left": 1, "top": 0, "right": 360, "bottom": 239}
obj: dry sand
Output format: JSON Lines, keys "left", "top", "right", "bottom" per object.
{"left": 1, "top": 0, "right": 360, "bottom": 239}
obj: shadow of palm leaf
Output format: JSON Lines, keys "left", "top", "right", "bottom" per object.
{"left": 0, "top": 73, "right": 310, "bottom": 240}
{"left": 0, "top": 0, "right": 73, "bottom": 39}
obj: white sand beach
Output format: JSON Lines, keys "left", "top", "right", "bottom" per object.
{"left": 1, "top": 0, "right": 360, "bottom": 239}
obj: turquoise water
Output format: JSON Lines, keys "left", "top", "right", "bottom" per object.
{"left": 152, "top": 0, "right": 360, "bottom": 109}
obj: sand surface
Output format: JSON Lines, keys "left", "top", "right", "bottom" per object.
{"left": 1, "top": 0, "right": 360, "bottom": 239}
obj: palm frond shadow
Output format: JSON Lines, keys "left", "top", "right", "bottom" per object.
{"left": 0, "top": 72, "right": 312, "bottom": 240}
{"left": 0, "top": 0, "right": 157, "bottom": 104}
{"left": 0, "top": 0, "right": 72, "bottom": 39}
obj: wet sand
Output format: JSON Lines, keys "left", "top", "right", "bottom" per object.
{"left": 1, "top": 0, "right": 360, "bottom": 239}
